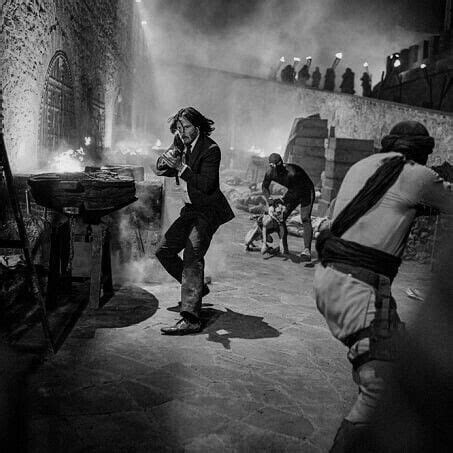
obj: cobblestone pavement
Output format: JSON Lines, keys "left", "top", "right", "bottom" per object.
{"left": 25, "top": 210, "right": 431, "bottom": 452}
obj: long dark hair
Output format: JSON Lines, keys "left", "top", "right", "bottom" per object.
{"left": 168, "top": 107, "right": 215, "bottom": 136}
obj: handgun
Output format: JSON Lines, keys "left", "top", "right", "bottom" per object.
{"left": 173, "top": 133, "right": 185, "bottom": 186}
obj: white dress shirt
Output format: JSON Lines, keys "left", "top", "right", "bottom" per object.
{"left": 177, "top": 133, "right": 199, "bottom": 205}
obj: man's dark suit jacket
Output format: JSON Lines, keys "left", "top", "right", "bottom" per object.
{"left": 156, "top": 134, "right": 234, "bottom": 231}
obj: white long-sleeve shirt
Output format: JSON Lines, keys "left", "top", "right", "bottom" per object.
{"left": 333, "top": 152, "right": 453, "bottom": 257}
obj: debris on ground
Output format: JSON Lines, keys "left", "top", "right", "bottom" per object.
{"left": 405, "top": 287, "right": 424, "bottom": 301}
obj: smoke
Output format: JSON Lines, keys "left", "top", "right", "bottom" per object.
{"left": 141, "top": 0, "right": 441, "bottom": 82}
{"left": 133, "top": 0, "right": 442, "bottom": 160}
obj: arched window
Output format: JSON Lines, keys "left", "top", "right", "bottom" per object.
{"left": 39, "top": 51, "right": 75, "bottom": 162}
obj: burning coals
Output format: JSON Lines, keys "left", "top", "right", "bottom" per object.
{"left": 47, "top": 147, "right": 86, "bottom": 173}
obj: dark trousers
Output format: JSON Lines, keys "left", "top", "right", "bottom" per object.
{"left": 283, "top": 196, "right": 314, "bottom": 252}
{"left": 155, "top": 207, "right": 214, "bottom": 320}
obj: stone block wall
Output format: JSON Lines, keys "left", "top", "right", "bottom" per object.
{"left": 0, "top": 0, "right": 143, "bottom": 171}
{"left": 284, "top": 118, "right": 328, "bottom": 186}
{"left": 318, "top": 138, "right": 375, "bottom": 216}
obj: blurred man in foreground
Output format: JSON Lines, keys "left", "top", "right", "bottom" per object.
{"left": 314, "top": 121, "right": 453, "bottom": 451}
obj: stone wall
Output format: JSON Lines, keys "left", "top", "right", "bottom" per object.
{"left": 0, "top": 0, "right": 141, "bottom": 171}
{"left": 377, "top": 64, "right": 453, "bottom": 113}
{"left": 376, "top": 27, "right": 453, "bottom": 113}
{"left": 228, "top": 78, "right": 453, "bottom": 164}
{"left": 147, "top": 63, "right": 453, "bottom": 165}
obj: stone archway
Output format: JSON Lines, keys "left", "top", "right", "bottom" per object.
{"left": 39, "top": 51, "right": 76, "bottom": 165}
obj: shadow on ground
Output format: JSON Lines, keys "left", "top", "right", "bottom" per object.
{"left": 200, "top": 307, "right": 280, "bottom": 349}
{"left": 72, "top": 285, "right": 159, "bottom": 338}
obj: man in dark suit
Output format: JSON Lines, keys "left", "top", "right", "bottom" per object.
{"left": 155, "top": 107, "right": 234, "bottom": 335}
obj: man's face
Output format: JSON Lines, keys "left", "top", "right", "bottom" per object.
{"left": 176, "top": 116, "right": 198, "bottom": 146}
{"left": 269, "top": 161, "right": 284, "bottom": 173}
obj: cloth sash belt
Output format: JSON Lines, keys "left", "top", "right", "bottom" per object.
{"left": 327, "top": 262, "right": 404, "bottom": 369}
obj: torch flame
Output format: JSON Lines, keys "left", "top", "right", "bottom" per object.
{"left": 393, "top": 59, "right": 401, "bottom": 68}
{"left": 420, "top": 63, "right": 427, "bottom": 69}
{"left": 335, "top": 52, "right": 343, "bottom": 59}
{"left": 363, "top": 62, "right": 369, "bottom": 67}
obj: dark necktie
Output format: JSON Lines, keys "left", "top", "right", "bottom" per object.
{"left": 184, "top": 144, "right": 191, "bottom": 165}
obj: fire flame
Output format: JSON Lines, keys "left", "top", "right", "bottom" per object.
{"left": 48, "top": 148, "right": 85, "bottom": 172}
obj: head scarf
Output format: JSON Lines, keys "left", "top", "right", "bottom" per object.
{"left": 380, "top": 121, "right": 434, "bottom": 164}
{"left": 268, "top": 153, "right": 283, "bottom": 165}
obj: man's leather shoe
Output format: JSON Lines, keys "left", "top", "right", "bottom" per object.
{"left": 299, "top": 248, "right": 312, "bottom": 262}
{"left": 161, "top": 318, "right": 202, "bottom": 335}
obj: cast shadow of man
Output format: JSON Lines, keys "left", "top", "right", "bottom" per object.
{"left": 72, "top": 285, "right": 159, "bottom": 340}
{"left": 199, "top": 307, "right": 280, "bottom": 349}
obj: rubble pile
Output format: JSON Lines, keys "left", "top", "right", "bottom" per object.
{"left": 222, "top": 177, "right": 286, "bottom": 216}
{"left": 222, "top": 176, "right": 309, "bottom": 237}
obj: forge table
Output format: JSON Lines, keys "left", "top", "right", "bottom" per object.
{"left": 27, "top": 171, "right": 137, "bottom": 309}
{"left": 46, "top": 213, "right": 113, "bottom": 310}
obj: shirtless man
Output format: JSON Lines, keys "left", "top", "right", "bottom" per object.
{"left": 262, "top": 153, "right": 315, "bottom": 261}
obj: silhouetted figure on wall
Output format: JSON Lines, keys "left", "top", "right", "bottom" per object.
{"left": 361, "top": 72, "right": 372, "bottom": 97}
{"left": 281, "top": 64, "right": 296, "bottom": 84}
{"left": 311, "top": 67, "right": 321, "bottom": 88}
{"left": 296, "top": 65, "right": 310, "bottom": 86}
{"left": 340, "top": 67, "right": 355, "bottom": 94}
{"left": 271, "top": 58, "right": 287, "bottom": 82}
{"left": 323, "top": 68, "right": 335, "bottom": 91}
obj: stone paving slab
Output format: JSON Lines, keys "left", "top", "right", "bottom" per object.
{"left": 24, "top": 210, "right": 431, "bottom": 452}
